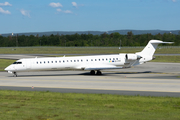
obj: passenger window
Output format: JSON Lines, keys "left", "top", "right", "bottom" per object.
{"left": 44, "top": 61, "right": 45, "bottom": 63}
{"left": 52, "top": 61, "right": 53, "bottom": 63}
{"left": 70, "top": 60, "right": 72, "bottom": 62}
{"left": 116, "top": 58, "right": 118, "bottom": 60}
{"left": 95, "top": 59, "right": 97, "bottom": 61}
{"left": 40, "top": 62, "right": 42, "bottom": 64}
{"left": 106, "top": 58, "right": 108, "bottom": 61}
{"left": 81, "top": 59, "right": 83, "bottom": 62}
{"left": 113, "top": 58, "right": 115, "bottom": 60}
{"left": 59, "top": 61, "right": 61, "bottom": 63}
{"left": 48, "top": 61, "right": 49, "bottom": 63}
{"left": 37, "top": 62, "right": 38, "bottom": 64}
{"left": 77, "top": 60, "right": 79, "bottom": 62}
{"left": 91, "top": 59, "right": 93, "bottom": 61}
{"left": 67, "top": 60, "right": 68, "bottom": 62}
{"left": 74, "top": 60, "right": 76, "bottom": 62}
{"left": 109, "top": 58, "right": 111, "bottom": 60}
{"left": 102, "top": 59, "right": 104, "bottom": 61}
{"left": 63, "top": 60, "right": 65, "bottom": 63}
{"left": 86, "top": 59, "right": 88, "bottom": 62}
{"left": 55, "top": 61, "right": 57, "bottom": 63}
{"left": 99, "top": 59, "right": 100, "bottom": 61}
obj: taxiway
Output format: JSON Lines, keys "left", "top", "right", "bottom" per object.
{"left": 0, "top": 62, "right": 180, "bottom": 97}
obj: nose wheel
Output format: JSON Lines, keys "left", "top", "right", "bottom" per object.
{"left": 13, "top": 72, "right": 17, "bottom": 77}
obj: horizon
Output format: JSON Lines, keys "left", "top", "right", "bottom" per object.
{"left": 0, "top": 0, "right": 180, "bottom": 34}
{"left": 1, "top": 29, "right": 180, "bottom": 35}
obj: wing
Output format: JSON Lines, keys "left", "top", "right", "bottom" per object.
{"left": 82, "top": 65, "right": 123, "bottom": 70}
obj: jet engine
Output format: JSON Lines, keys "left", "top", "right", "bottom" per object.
{"left": 125, "top": 54, "right": 142, "bottom": 60}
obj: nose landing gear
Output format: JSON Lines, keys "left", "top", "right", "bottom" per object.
{"left": 13, "top": 72, "right": 17, "bottom": 77}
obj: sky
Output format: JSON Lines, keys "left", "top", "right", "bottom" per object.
{"left": 0, "top": 0, "right": 180, "bottom": 34}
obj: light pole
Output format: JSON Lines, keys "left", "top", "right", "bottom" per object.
{"left": 119, "top": 39, "right": 121, "bottom": 49}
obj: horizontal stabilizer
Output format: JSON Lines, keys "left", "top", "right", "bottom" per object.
{"left": 149, "top": 40, "right": 173, "bottom": 44}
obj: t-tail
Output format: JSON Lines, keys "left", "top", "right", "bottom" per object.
{"left": 133, "top": 40, "right": 173, "bottom": 66}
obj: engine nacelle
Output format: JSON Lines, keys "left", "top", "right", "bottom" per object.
{"left": 125, "top": 54, "right": 142, "bottom": 60}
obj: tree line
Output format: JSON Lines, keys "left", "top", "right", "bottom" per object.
{"left": 0, "top": 31, "right": 180, "bottom": 47}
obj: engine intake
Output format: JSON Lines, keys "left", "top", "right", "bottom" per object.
{"left": 125, "top": 54, "right": 142, "bottom": 60}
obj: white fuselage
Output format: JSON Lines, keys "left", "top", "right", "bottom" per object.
{"left": 5, "top": 54, "right": 128, "bottom": 72}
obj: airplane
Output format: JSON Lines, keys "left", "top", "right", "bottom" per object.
{"left": 4, "top": 40, "right": 173, "bottom": 77}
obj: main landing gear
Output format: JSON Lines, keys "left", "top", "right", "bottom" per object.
{"left": 13, "top": 72, "right": 17, "bottom": 77}
{"left": 90, "top": 70, "right": 102, "bottom": 75}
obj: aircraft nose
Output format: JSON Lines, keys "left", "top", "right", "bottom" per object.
{"left": 4, "top": 66, "right": 9, "bottom": 71}
{"left": 4, "top": 66, "right": 13, "bottom": 71}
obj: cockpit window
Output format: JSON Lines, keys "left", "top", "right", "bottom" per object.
{"left": 13, "top": 62, "right": 22, "bottom": 64}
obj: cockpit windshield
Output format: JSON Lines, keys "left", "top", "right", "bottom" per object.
{"left": 13, "top": 62, "right": 22, "bottom": 64}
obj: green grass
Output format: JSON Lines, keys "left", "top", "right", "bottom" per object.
{"left": 0, "top": 47, "right": 180, "bottom": 54}
{"left": 0, "top": 90, "right": 180, "bottom": 120}
{"left": 0, "top": 59, "right": 16, "bottom": 71}
{"left": 0, "top": 47, "right": 138, "bottom": 54}
{"left": 152, "top": 56, "right": 180, "bottom": 63}
{"left": 156, "top": 47, "right": 180, "bottom": 54}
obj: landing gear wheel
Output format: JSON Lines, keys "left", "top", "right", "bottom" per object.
{"left": 90, "top": 70, "right": 95, "bottom": 75}
{"left": 13, "top": 72, "right": 17, "bottom": 77}
{"left": 96, "top": 70, "right": 102, "bottom": 75}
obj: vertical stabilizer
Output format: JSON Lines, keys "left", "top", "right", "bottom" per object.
{"left": 136, "top": 40, "right": 173, "bottom": 57}
{"left": 134, "top": 40, "right": 173, "bottom": 65}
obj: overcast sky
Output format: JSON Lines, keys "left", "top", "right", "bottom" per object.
{"left": 0, "top": 0, "right": 179, "bottom": 34}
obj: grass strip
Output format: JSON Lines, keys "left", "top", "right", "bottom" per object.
{"left": 0, "top": 90, "right": 180, "bottom": 120}
{"left": 0, "top": 47, "right": 180, "bottom": 54}
{"left": 0, "top": 59, "right": 16, "bottom": 71}
{"left": 152, "top": 56, "right": 180, "bottom": 63}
